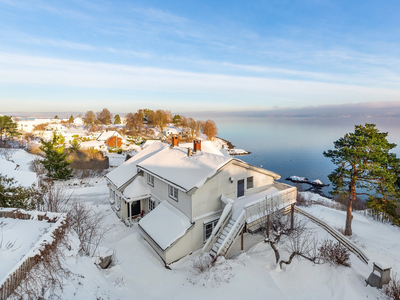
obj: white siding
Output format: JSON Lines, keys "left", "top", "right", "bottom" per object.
{"left": 191, "top": 162, "right": 274, "bottom": 219}
{"left": 144, "top": 172, "right": 192, "bottom": 219}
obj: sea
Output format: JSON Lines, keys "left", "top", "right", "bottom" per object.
{"left": 215, "top": 116, "right": 400, "bottom": 197}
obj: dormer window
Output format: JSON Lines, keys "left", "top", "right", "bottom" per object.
{"left": 147, "top": 174, "right": 154, "bottom": 186}
{"left": 168, "top": 185, "right": 178, "bottom": 201}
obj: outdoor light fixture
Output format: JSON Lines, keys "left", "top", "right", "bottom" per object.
{"left": 229, "top": 177, "right": 234, "bottom": 183}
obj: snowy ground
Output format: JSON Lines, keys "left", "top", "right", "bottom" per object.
{"left": 46, "top": 181, "right": 398, "bottom": 300}
{"left": 0, "top": 218, "right": 53, "bottom": 282}
{"left": 2, "top": 151, "right": 399, "bottom": 299}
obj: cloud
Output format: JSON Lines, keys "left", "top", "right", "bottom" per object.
{"left": 1, "top": 52, "right": 400, "bottom": 111}
{"left": 188, "top": 101, "right": 400, "bottom": 118}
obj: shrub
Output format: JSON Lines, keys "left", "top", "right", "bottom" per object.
{"left": 318, "top": 239, "right": 351, "bottom": 267}
{"left": 106, "top": 136, "right": 123, "bottom": 147}
{"left": 381, "top": 274, "right": 400, "bottom": 300}
{"left": 192, "top": 254, "right": 214, "bottom": 274}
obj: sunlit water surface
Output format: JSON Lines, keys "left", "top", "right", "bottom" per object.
{"left": 215, "top": 117, "right": 400, "bottom": 196}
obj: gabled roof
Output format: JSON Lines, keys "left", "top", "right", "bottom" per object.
{"left": 105, "top": 141, "right": 280, "bottom": 192}
{"left": 105, "top": 142, "right": 167, "bottom": 189}
{"left": 96, "top": 131, "right": 121, "bottom": 141}
{"left": 136, "top": 144, "right": 232, "bottom": 192}
{"left": 123, "top": 176, "right": 151, "bottom": 202}
{"left": 139, "top": 201, "right": 192, "bottom": 251}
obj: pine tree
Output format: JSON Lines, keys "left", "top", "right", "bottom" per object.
{"left": 0, "top": 174, "right": 37, "bottom": 209}
{"left": 324, "top": 124, "right": 400, "bottom": 235}
{"left": 40, "top": 133, "right": 72, "bottom": 180}
{"left": 68, "top": 114, "right": 74, "bottom": 124}
{"left": 114, "top": 114, "right": 121, "bottom": 124}
{"left": 0, "top": 115, "right": 20, "bottom": 137}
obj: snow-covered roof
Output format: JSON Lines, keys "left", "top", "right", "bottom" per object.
{"left": 106, "top": 141, "right": 279, "bottom": 192}
{"left": 136, "top": 144, "right": 232, "bottom": 191}
{"left": 123, "top": 176, "right": 151, "bottom": 202}
{"left": 141, "top": 140, "right": 161, "bottom": 149}
{"left": 180, "top": 141, "right": 223, "bottom": 156}
{"left": 96, "top": 131, "right": 121, "bottom": 141}
{"left": 139, "top": 201, "right": 192, "bottom": 250}
{"left": 106, "top": 142, "right": 167, "bottom": 189}
{"left": 80, "top": 141, "right": 105, "bottom": 149}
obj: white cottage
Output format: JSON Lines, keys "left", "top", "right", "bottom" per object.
{"left": 105, "top": 138, "right": 296, "bottom": 265}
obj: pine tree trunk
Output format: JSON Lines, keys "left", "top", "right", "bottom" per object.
{"left": 345, "top": 179, "right": 355, "bottom": 236}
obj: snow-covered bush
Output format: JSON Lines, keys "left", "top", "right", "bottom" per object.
{"left": 318, "top": 239, "right": 350, "bottom": 267}
{"left": 192, "top": 254, "right": 215, "bottom": 274}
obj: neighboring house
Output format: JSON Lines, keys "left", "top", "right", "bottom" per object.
{"left": 97, "top": 131, "right": 124, "bottom": 144}
{"left": 105, "top": 139, "right": 296, "bottom": 265}
{"left": 163, "top": 127, "right": 181, "bottom": 137}
{"left": 80, "top": 140, "right": 106, "bottom": 151}
{"left": 17, "top": 119, "right": 52, "bottom": 132}
{"left": 73, "top": 117, "right": 83, "bottom": 125}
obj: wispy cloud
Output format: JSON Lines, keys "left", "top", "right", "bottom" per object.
{"left": 0, "top": 52, "right": 399, "bottom": 109}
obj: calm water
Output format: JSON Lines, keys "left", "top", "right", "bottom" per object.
{"left": 215, "top": 117, "right": 400, "bottom": 196}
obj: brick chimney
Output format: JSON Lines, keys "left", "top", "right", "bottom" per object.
{"left": 172, "top": 135, "right": 179, "bottom": 147}
{"left": 193, "top": 139, "right": 201, "bottom": 152}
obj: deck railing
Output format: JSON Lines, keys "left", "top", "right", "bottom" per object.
{"left": 245, "top": 186, "right": 297, "bottom": 225}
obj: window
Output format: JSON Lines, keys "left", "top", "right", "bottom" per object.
{"left": 168, "top": 185, "right": 178, "bottom": 201}
{"left": 247, "top": 176, "right": 254, "bottom": 189}
{"left": 204, "top": 219, "right": 219, "bottom": 242}
{"left": 147, "top": 174, "right": 154, "bottom": 186}
{"left": 148, "top": 198, "right": 156, "bottom": 212}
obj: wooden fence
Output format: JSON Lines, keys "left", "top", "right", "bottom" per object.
{"left": 0, "top": 210, "right": 67, "bottom": 300}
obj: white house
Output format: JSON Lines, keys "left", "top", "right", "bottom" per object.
{"left": 73, "top": 117, "right": 83, "bottom": 125}
{"left": 163, "top": 127, "right": 181, "bottom": 137}
{"left": 17, "top": 119, "right": 52, "bottom": 133}
{"left": 105, "top": 138, "right": 296, "bottom": 265}
{"left": 97, "top": 131, "right": 124, "bottom": 144}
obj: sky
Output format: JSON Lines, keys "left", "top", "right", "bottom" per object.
{"left": 1, "top": 0, "right": 400, "bottom": 114}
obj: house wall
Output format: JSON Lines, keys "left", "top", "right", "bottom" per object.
{"left": 191, "top": 162, "right": 274, "bottom": 220}
{"left": 144, "top": 172, "right": 192, "bottom": 219}
{"left": 164, "top": 228, "right": 194, "bottom": 264}
{"left": 190, "top": 211, "right": 221, "bottom": 251}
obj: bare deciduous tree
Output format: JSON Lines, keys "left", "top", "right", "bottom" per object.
{"left": 96, "top": 108, "right": 113, "bottom": 125}
{"left": 204, "top": 119, "right": 218, "bottom": 140}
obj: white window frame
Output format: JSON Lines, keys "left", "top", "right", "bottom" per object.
{"left": 148, "top": 198, "right": 156, "bottom": 212}
{"left": 204, "top": 219, "right": 219, "bottom": 242}
{"left": 247, "top": 176, "right": 254, "bottom": 189}
{"left": 168, "top": 185, "right": 178, "bottom": 201}
{"left": 147, "top": 174, "right": 154, "bottom": 186}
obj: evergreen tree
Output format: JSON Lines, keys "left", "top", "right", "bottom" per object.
{"left": 40, "top": 133, "right": 72, "bottom": 180}
{"left": 54, "top": 115, "right": 59, "bottom": 119}
{"left": 114, "top": 114, "right": 121, "bottom": 124}
{"left": 68, "top": 114, "right": 74, "bottom": 124}
{"left": 324, "top": 124, "right": 400, "bottom": 235}
{"left": 0, "top": 174, "right": 37, "bottom": 209}
{"left": 0, "top": 115, "right": 20, "bottom": 137}
{"left": 173, "top": 115, "right": 181, "bottom": 124}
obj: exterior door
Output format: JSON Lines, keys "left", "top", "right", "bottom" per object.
{"left": 237, "top": 179, "right": 245, "bottom": 197}
{"left": 131, "top": 200, "right": 141, "bottom": 216}
{"left": 127, "top": 200, "right": 141, "bottom": 217}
